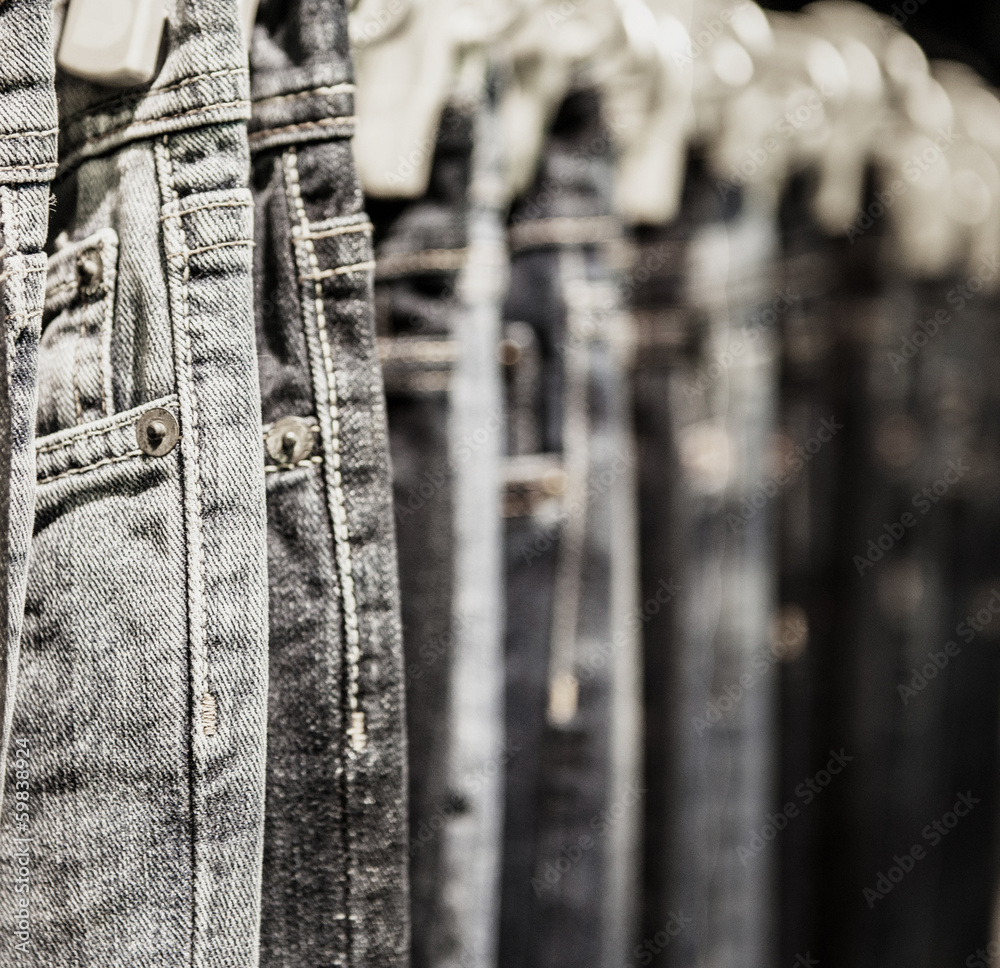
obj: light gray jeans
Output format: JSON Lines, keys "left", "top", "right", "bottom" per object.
{"left": 0, "top": 1, "right": 270, "bottom": 964}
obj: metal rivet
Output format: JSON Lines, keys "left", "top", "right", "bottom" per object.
{"left": 498, "top": 338, "right": 522, "bottom": 366}
{"left": 76, "top": 247, "right": 104, "bottom": 296}
{"left": 266, "top": 416, "right": 315, "bottom": 465}
{"left": 137, "top": 407, "right": 179, "bottom": 457}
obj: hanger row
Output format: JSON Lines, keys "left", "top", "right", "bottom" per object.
{"left": 349, "top": 0, "right": 1000, "bottom": 280}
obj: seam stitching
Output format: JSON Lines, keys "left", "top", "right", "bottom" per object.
{"left": 0, "top": 128, "right": 58, "bottom": 141}
{"left": 82, "top": 101, "right": 249, "bottom": 149}
{"left": 250, "top": 117, "right": 355, "bottom": 141}
{"left": 0, "top": 264, "right": 43, "bottom": 284}
{"left": 0, "top": 162, "right": 56, "bottom": 174}
{"left": 1, "top": 188, "right": 16, "bottom": 399}
{"left": 63, "top": 69, "right": 248, "bottom": 126}
{"left": 162, "top": 199, "right": 253, "bottom": 220}
{"left": 185, "top": 239, "right": 254, "bottom": 258}
{"left": 156, "top": 137, "right": 211, "bottom": 744}
{"left": 44, "top": 279, "right": 76, "bottom": 298}
{"left": 253, "top": 83, "right": 354, "bottom": 107}
{"left": 298, "top": 260, "right": 375, "bottom": 282}
{"left": 295, "top": 221, "right": 372, "bottom": 242}
{"left": 35, "top": 395, "right": 176, "bottom": 454}
{"left": 283, "top": 148, "right": 366, "bottom": 755}
{"left": 99, "top": 240, "right": 116, "bottom": 415}
{"left": 37, "top": 449, "right": 142, "bottom": 485}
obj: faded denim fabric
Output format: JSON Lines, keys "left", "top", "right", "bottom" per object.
{"left": 0, "top": 0, "right": 57, "bottom": 811}
{"left": 371, "top": 93, "right": 506, "bottom": 968}
{"left": 499, "top": 87, "right": 641, "bottom": 968}
{"left": 250, "top": 1, "right": 410, "bottom": 965}
{"left": 438, "top": 96, "right": 507, "bottom": 968}
{"left": 0, "top": 1, "right": 269, "bottom": 965}
{"left": 630, "top": 161, "right": 778, "bottom": 968}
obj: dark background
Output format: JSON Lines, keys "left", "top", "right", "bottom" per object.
{"left": 761, "top": 0, "right": 1000, "bottom": 85}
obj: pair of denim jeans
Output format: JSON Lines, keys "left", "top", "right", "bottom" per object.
{"left": 630, "top": 158, "right": 779, "bottom": 968}
{"left": 371, "top": 92, "right": 507, "bottom": 968}
{"left": 498, "top": 87, "right": 641, "bottom": 968}
{"left": 0, "top": 0, "right": 409, "bottom": 965}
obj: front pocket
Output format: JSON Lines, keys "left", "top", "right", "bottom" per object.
{"left": 1, "top": 394, "right": 192, "bottom": 963}
{"left": 36, "top": 228, "right": 119, "bottom": 438}
{"left": 33, "top": 393, "right": 178, "bottom": 489}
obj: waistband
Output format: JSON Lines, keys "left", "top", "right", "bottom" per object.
{"left": 53, "top": 0, "right": 250, "bottom": 176}
{"left": 248, "top": 0, "right": 355, "bottom": 153}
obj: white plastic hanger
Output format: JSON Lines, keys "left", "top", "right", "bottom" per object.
{"left": 58, "top": 0, "right": 258, "bottom": 87}
{"left": 351, "top": 0, "right": 521, "bottom": 198}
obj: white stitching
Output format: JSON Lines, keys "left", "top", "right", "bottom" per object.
{"left": 44, "top": 279, "right": 76, "bottom": 298}
{"left": 0, "top": 264, "right": 43, "bottom": 284}
{"left": 156, "top": 136, "right": 211, "bottom": 741}
{"left": 81, "top": 101, "right": 249, "bottom": 149}
{"left": 0, "top": 162, "right": 56, "bottom": 174}
{"left": 249, "top": 117, "right": 355, "bottom": 142}
{"left": 252, "top": 83, "right": 354, "bottom": 107}
{"left": 294, "top": 220, "right": 372, "bottom": 242}
{"left": 35, "top": 395, "right": 177, "bottom": 454}
{"left": 298, "top": 260, "right": 375, "bottom": 282}
{"left": 63, "top": 68, "right": 248, "bottom": 126}
{"left": 160, "top": 199, "right": 253, "bottom": 220}
{"left": 1, "top": 188, "right": 15, "bottom": 399}
{"left": 264, "top": 456, "right": 323, "bottom": 473}
{"left": 37, "top": 449, "right": 142, "bottom": 485}
{"left": 99, "top": 240, "right": 116, "bottom": 415}
{"left": 0, "top": 128, "right": 57, "bottom": 141}
{"left": 283, "top": 148, "right": 367, "bottom": 754}
{"left": 185, "top": 239, "right": 254, "bottom": 258}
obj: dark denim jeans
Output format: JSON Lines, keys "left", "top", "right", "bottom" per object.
{"left": 371, "top": 94, "right": 507, "bottom": 968}
{"left": 630, "top": 159, "right": 779, "bottom": 968}
{"left": 499, "top": 87, "right": 641, "bottom": 968}
{"left": 250, "top": 2, "right": 409, "bottom": 966}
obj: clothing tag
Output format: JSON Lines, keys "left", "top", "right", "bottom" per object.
{"left": 57, "top": 0, "right": 167, "bottom": 87}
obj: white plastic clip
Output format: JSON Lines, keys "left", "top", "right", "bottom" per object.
{"left": 58, "top": 0, "right": 167, "bottom": 87}
{"left": 240, "top": 0, "right": 260, "bottom": 50}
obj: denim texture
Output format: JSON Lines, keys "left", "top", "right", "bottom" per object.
{"left": 0, "top": 0, "right": 57, "bottom": 811}
{"left": 250, "top": 1, "right": 409, "bottom": 965}
{"left": 371, "top": 94, "right": 506, "bottom": 968}
{"left": 499, "top": 88, "right": 641, "bottom": 968}
{"left": 0, "top": 1, "right": 270, "bottom": 965}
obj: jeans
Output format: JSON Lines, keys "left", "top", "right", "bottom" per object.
{"left": 1, "top": 1, "right": 268, "bottom": 964}
{"left": 630, "top": 159, "right": 778, "bottom": 968}
{"left": 499, "top": 87, "right": 641, "bottom": 968}
{"left": 250, "top": 1, "right": 410, "bottom": 965}
{"left": 372, "top": 93, "right": 506, "bottom": 968}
